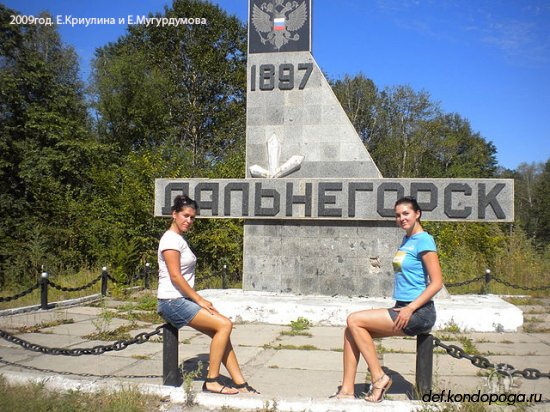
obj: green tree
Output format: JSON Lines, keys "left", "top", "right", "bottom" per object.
{"left": 330, "top": 73, "right": 378, "bottom": 144}
{"left": 88, "top": 0, "right": 247, "bottom": 277}
{"left": 532, "top": 159, "right": 550, "bottom": 246}
{"left": 331, "top": 74, "right": 498, "bottom": 179}
{"left": 91, "top": 0, "right": 247, "bottom": 168}
{"left": 0, "top": 6, "right": 99, "bottom": 284}
{"left": 424, "top": 113, "right": 497, "bottom": 178}
{"left": 500, "top": 162, "right": 544, "bottom": 240}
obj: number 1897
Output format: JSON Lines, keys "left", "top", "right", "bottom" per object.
{"left": 250, "top": 63, "right": 313, "bottom": 91}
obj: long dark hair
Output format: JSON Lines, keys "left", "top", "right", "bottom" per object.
{"left": 171, "top": 195, "right": 198, "bottom": 213}
{"left": 394, "top": 196, "right": 422, "bottom": 221}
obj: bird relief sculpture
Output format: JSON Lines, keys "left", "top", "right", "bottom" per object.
{"left": 249, "top": 133, "right": 304, "bottom": 178}
{"left": 251, "top": 0, "right": 308, "bottom": 50}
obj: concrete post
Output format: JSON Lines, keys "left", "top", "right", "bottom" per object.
{"left": 163, "top": 323, "right": 182, "bottom": 386}
{"left": 144, "top": 262, "right": 150, "bottom": 289}
{"left": 484, "top": 268, "right": 491, "bottom": 294}
{"left": 222, "top": 264, "right": 227, "bottom": 289}
{"left": 40, "top": 272, "right": 49, "bottom": 310}
{"left": 101, "top": 267, "right": 108, "bottom": 296}
{"left": 415, "top": 333, "right": 433, "bottom": 398}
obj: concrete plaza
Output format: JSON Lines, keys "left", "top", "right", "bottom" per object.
{"left": 0, "top": 293, "right": 548, "bottom": 411}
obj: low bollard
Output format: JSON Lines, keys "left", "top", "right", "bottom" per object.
{"left": 222, "top": 264, "right": 227, "bottom": 289}
{"left": 415, "top": 333, "right": 433, "bottom": 398}
{"left": 163, "top": 323, "right": 183, "bottom": 386}
{"left": 144, "top": 262, "right": 150, "bottom": 289}
{"left": 40, "top": 272, "right": 49, "bottom": 310}
{"left": 101, "top": 267, "right": 108, "bottom": 296}
{"left": 483, "top": 268, "right": 491, "bottom": 294}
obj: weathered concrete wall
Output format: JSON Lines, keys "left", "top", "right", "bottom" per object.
{"left": 246, "top": 52, "right": 381, "bottom": 179}
{"left": 244, "top": 51, "right": 400, "bottom": 296}
{"left": 243, "top": 220, "right": 401, "bottom": 296}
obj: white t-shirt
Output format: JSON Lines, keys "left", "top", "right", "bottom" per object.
{"left": 157, "top": 230, "right": 196, "bottom": 299}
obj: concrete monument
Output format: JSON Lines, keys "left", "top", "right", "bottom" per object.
{"left": 155, "top": 0, "right": 513, "bottom": 297}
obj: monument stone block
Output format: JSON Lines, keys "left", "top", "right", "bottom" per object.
{"left": 154, "top": 0, "right": 514, "bottom": 297}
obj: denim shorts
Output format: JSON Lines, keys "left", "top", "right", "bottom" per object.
{"left": 388, "top": 300, "right": 436, "bottom": 336}
{"left": 158, "top": 297, "right": 201, "bottom": 329}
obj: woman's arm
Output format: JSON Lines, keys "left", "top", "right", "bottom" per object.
{"left": 393, "top": 251, "right": 443, "bottom": 329}
{"left": 163, "top": 249, "right": 218, "bottom": 314}
{"left": 407, "top": 251, "right": 443, "bottom": 311}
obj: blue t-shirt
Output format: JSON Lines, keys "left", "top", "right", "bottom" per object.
{"left": 392, "top": 231, "right": 437, "bottom": 301}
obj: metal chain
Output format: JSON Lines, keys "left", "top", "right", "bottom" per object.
{"left": 445, "top": 275, "right": 485, "bottom": 288}
{"left": 445, "top": 274, "right": 550, "bottom": 291}
{"left": 105, "top": 273, "right": 120, "bottom": 284}
{"left": 491, "top": 275, "right": 550, "bottom": 291}
{"left": 125, "top": 270, "right": 142, "bottom": 285}
{"left": 0, "top": 324, "right": 167, "bottom": 356}
{"left": 0, "top": 283, "right": 40, "bottom": 302}
{"left": 434, "top": 337, "right": 550, "bottom": 380}
{"left": 0, "top": 356, "right": 163, "bottom": 379}
{"left": 49, "top": 275, "right": 102, "bottom": 292}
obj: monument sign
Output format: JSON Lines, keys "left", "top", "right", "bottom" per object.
{"left": 155, "top": 0, "right": 513, "bottom": 297}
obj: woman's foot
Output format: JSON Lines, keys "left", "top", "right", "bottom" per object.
{"left": 233, "top": 381, "right": 260, "bottom": 394}
{"left": 202, "top": 377, "right": 239, "bottom": 395}
{"left": 329, "top": 391, "right": 355, "bottom": 399}
{"left": 365, "top": 374, "right": 392, "bottom": 403}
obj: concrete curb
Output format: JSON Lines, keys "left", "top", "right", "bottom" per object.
{"left": 0, "top": 370, "right": 426, "bottom": 412}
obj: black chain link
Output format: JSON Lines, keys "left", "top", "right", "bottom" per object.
{"left": 445, "top": 275, "right": 485, "bottom": 288}
{"left": 105, "top": 273, "right": 120, "bottom": 284}
{"left": 0, "top": 324, "right": 167, "bottom": 356}
{"left": 125, "top": 270, "right": 142, "bottom": 285}
{"left": 0, "top": 283, "right": 40, "bottom": 302}
{"left": 445, "top": 273, "right": 550, "bottom": 291}
{"left": 0, "top": 356, "right": 164, "bottom": 379}
{"left": 434, "top": 337, "right": 550, "bottom": 380}
{"left": 492, "top": 275, "right": 550, "bottom": 291}
{"left": 49, "top": 275, "right": 102, "bottom": 292}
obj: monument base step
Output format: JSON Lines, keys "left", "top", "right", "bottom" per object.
{"left": 202, "top": 289, "right": 522, "bottom": 332}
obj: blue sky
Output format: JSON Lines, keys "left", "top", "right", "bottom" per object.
{"left": 5, "top": 0, "right": 550, "bottom": 170}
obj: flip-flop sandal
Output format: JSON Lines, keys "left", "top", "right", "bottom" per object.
{"left": 233, "top": 381, "right": 260, "bottom": 394}
{"left": 202, "top": 376, "right": 238, "bottom": 395}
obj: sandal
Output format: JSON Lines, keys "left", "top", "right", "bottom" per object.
{"left": 365, "top": 374, "right": 392, "bottom": 403}
{"left": 202, "top": 376, "right": 239, "bottom": 395}
{"left": 233, "top": 381, "right": 260, "bottom": 394}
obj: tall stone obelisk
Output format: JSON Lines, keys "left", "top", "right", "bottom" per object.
{"left": 243, "top": 0, "right": 401, "bottom": 296}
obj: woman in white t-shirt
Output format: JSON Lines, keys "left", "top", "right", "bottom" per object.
{"left": 157, "top": 195, "right": 258, "bottom": 395}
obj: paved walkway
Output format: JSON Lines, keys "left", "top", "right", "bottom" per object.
{"left": 0, "top": 295, "right": 549, "bottom": 411}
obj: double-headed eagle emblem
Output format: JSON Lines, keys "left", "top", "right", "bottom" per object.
{"left": 251, "top": 0, "right": 308, "bottom": 51}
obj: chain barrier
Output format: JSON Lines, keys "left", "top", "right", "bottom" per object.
{"left": 0, "top": 356, "right": 164, "bottom": 379}
{"left": 105, "top": 273, "right": 120, "bottom": 284}
{"left": 492, "top": 275, "right": 550, "bottom": 291}
{"left": 125, "top": 269, "right": 142, "bottom": 285}
{"left": 0, "top": 324, "right": 167, "bottom": 356}
{"left": 445, "top": 273, "right": 550, "bottom": 291}
{"left": 0, "top": 283, "right": 40, "bottom": 302}
{"left": 433, "top": 337, "right": 550, "bottom": 380}
{"left": 49, "top": 275, "right": 102, "bottom": 293}
{"left": 445, "top": 275, "right": 485, "bottom": 288}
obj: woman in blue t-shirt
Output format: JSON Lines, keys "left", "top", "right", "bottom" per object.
{"left": 332, "top": 196, "right": 443, "bottom": 403}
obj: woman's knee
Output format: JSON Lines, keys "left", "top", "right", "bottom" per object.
{"left": 217, "top": 315, "right": 233, "bottom": 334}
{"left": 347, "top": 312, "right": 361, "bottom": 329}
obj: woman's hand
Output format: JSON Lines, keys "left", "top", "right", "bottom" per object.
{"left": 392, "top": 305, "right": 414, "bottom": 330}
{"left": 197, "top": 297, "right": 218, "bottom": 315}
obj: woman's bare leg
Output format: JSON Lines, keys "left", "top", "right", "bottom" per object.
{"left": 338, "top": 326, "right": 360, "bottom": 395}
{"left": 346, "top": 309, "right": 404, "bottom": 400}
{"left": 188, "top": 309, "right": 239, "bottom": 393}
